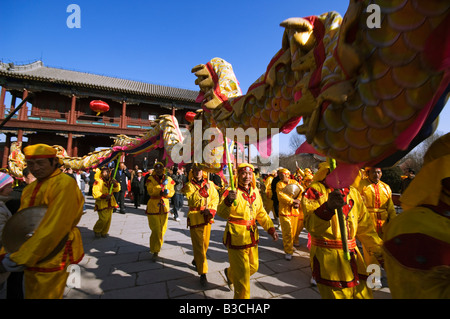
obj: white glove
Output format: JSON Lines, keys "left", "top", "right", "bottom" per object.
{"left": 1, "top": 254, "right": 26, "bottom": 272}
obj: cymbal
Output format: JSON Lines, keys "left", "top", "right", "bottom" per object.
{"left": 282, "top": 184, "right": 301, "bottom": 198}
{"left": 2, "top": 205, "right": 47, "bottom": 254}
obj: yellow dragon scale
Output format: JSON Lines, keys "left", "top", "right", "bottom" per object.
{"left": 7, "top": 1, "right": 450, "bottom": 180}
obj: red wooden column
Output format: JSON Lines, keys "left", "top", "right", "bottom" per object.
{"left": 67, "top": 133, "right": 73, "bottom": 157}
{"left": 18, "top": 89, "right": 28, "bottom": 121}
{"left": 0, "top": 87, "right": 6, "bottom": 119}
{"left": 2, "top": 134, "right": 11, "bottom": 168}
{"left": 121, "top": 100, "right": 127, "bottom": 128}
{"left": 69, "top": 94, "right": 77, "bottom": 124}
{"left": 72, "top": 137, "right": 78, "bottom": 157}
{"left": 17, "top": 130, "right": 23, "bottom": 143}
{"left": 9, "top": 95, "right": 16, "bottom": 112}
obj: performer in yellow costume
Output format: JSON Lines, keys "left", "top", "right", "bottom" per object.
{"left": 383, "top": 133, "right": 450, "bottom": 299}
{"left": 276, "top": 168, "right": 304, "bottom": 260}
{"left": 358, "top": 167, "right": 396, "bottom": 266}
{"left": 218, "top": 163, "right": 278, "bottom": 299}
{"left": 182, "top": 163, "right": 219, "bottom": 286}
{"left": 264, "top": 170, "right": 276, "bottom": 218}
{"left": 145, "top": 162, "right": 175, "bottom": 261}
{"left": 0, "top": 144, "right": 84, "bottom": 299}
{"left": 301, "top": 162, "right": 383, "bottom": 299}
{"left": 92, "top": 166, "right": 121, "bottom": 238}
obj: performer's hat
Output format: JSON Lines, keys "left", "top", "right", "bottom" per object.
{"left": 237, "top": 163, "right": 254, "bottom": 172}
{"left": 23, "top": 144, "right": 57, "bottom": 159}
{"left": 154, "top": 162, "right": 164, "bottom": 169}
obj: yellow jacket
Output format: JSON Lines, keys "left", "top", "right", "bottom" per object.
{"left": 10, "top": 169, "right": 84, "bottom": 271}
{"left": 92, "top": 177, "right": 120, "bottom": 211}
{"left": 302, "top": 182, "right": 382, "bottom": 287}
{"left": 276, "top": 179, "right": 304, "bottom": 218}
{"left": 183, "top": 178, "right": 219, "bottom": 228}
{"left": 218, "top": 186, "right": 275, "bottom": 249}
{"left": 358, "top": 179, "right": 396, "bottom": 235}
{"left": 146, "top": 174, "right": 175, "bottom": 214}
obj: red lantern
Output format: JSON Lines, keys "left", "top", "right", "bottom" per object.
{"left": 185, "top": 111, "right": 196, "bottom": 123}
{"left": 89, "top": 100, "right": 109, "bottom": 116}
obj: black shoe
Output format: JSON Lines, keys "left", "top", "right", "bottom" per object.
{"left": 200, "top": 274, "right": 207, "bottom": 287}
{"left": 192, "top": 259, "right": 197, "bottom": 269}
{"left": 119, "top": 210, "right": 126, "bottom": 214}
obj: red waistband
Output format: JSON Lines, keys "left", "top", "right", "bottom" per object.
{"left": 228, "top": 218, "right": 256, "bottom": 226}
{"left": 311, "top": 237, "right": 357, "bottom": 249}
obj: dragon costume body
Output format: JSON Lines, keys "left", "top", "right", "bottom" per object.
{"left": 7, "top": 0, "right": 449, "bottom": 188}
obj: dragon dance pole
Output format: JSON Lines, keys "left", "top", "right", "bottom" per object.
{"left": 328, "top": 158, "right": 351, "bottom": 261}
{"left": 109, "top": 152, "right": 122, "bottom": 194}
{"left": 224, "top": 138, "right": 236, "bottom": 205}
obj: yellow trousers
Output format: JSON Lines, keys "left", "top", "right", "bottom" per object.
{"left": 93, "top": 208, "right": 113, "bottom": 235}
{"left": 295, "top": 218, "right": 304, "bottom": 246}
{"left": 317, "top": 281, "right": 373, "bottom": 299}
{"left": 279, "top": 215, "right": 301, "bottom": 254}
{"left": 226, "top": 246, "right": 259, "bottom": 299}
{"left": 147, "top": 213, "right": 169, "bottom": 253}
{"left": 190, "top": 223, "right": 211, "bottom": 275}
{"left": 24, "top": 268, "right": 69, "bottom": 299}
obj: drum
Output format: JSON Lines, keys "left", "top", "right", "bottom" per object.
{"left": 282, "top": 184, "right": 301, "bottom": 199}
{"left": 2, "top": 205, "right": 47, "bottom": 254}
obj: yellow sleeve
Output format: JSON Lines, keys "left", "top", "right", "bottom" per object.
{"left": 146, "top": 177, "right": 161, "bottom": 197}
{"left": 217, "top": 187, "right": 232, "bottom": 220}
{"left": 112, "top": 181, "right": 121, "bottom": 193}
{"left": 11, "top": 177, "right": 83, "bottom": 266}
{"left": 277, "top": 182, "right": 293, "bottom": 205}
{"left": 301, "top": 182, "right": 332, "bottom": 236}
{"left": 207, "top": 181, "right": 219, "bottom": 213}
{"left": 383, "top": 184, "right": 397, "bottom": 221}
{"left": 182, "top": 182, "right": 195, "bottom": 199}
{"left": 184, "top": 182, "right": 202, "bottom": 206}
{"left": 92, "top": 180, "right": 103, "bottom": 199}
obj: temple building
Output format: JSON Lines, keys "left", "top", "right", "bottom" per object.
{"left": 0, "top": 60, "right": 199, "bottom": 168}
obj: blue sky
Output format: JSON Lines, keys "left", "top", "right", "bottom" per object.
{"left": 1, "top": 0, "right": 448, "bottom": 155}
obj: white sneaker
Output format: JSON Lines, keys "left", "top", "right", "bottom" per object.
{"left": 175, "top": 217, "right": 181, "bottom": 221}
{"left": 310, "top": 277, "right": 317, "bottom": 286}
{"left": 373, "top": 278, "right": 383, "bottom": 289}
{"left": 285, "top": 253, "right": 292, "bottom": 261}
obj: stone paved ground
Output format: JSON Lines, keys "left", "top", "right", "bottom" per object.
{"left": 63, "top": 195, "right": 391, "bottom": 300}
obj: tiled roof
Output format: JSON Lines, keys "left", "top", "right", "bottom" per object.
{"left": 0, "top": 61, "right": 199, "bottom": 102}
